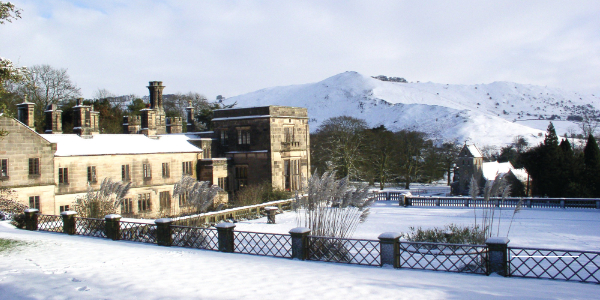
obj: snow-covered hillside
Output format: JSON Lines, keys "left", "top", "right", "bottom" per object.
{"left": 224, "top": 71, "right": 600, "bottom": 146}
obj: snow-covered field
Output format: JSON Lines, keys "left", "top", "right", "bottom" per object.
{"left": 1, "top": 202, "right": 599, "bottom": 299}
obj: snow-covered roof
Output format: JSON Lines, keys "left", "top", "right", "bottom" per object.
{"left": 482, "top": 161, "right": 529, "bottom": 182}
{"left": 466, "top": 145, "right": 483, "bottom": 158}
{"left": 40, "top": 134, "right": 202, "bottom": 156}
{"left": 511, "top": 168, "right": 529, "bottom": 182}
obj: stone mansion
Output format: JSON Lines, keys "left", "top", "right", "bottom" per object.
{"left": 0, "top": 81, "right": 310, "bottom": 217}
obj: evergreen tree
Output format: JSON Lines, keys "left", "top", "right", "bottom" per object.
{"left": 583, "top": 135, "right": 600, "bottom": 197}
{"left": 558, "top": 139, "right": 575, "bottom": 197}
{"left": 521, "top": 122, "right": 562, "bottom": 197}
{"left": 540, "top": 122, "right": 562, "bottom": 197}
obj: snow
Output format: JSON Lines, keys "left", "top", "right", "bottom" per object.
{"left": 466, "top": 145, "right": 483, "bottom": 158}
{"left": 1, "top": 202, "right": 599, "bottom": 299}
{"left": 40, "top": 134, "right": 203, "bottom": 156}
{"left": 234, "top": 202, "right": 600, "bottom": 251}
{"left": 224, "top": 71, "right": 600, "bottom": 146}
{"left": 0, "top": 202, "right": 600, "bottom": 300}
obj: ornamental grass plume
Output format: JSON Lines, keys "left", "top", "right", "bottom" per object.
{"left": 172, "top": 176, "right": 221, "bottom": 214}
{"left": 74, "top": 178, "right": 131, "bottom": 219}
{"left": 294, "top": 171, "right": 374, "bottom": 239}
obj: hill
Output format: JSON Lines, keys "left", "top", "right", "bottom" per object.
{"left": 223, "top": 71, "right": 600, "bottom": 146}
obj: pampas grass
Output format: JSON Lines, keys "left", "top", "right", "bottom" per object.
{"left": 172, "top": 176, "right": 221, "bottom": 214}
{"left": 294, "top": 171, "right": 374, "bottom": 239}
{"left": 74, "top": 178, "right": 131, "bottom": 218}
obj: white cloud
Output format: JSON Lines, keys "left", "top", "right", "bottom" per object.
{"left": 2, "top": 0, "right": 599, "bottom": 99}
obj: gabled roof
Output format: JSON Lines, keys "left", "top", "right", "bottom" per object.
{"left": 460, "top": 144, "right": 483, "bottom": 158}
{"left": 40, "top": 134, "right": 202, "bottom": 157}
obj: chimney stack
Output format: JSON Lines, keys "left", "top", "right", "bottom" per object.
{"left": 141, "top": 81, "right": 166, "bottom": 135}
{"left": 44, "top": 104, "right": 62, "bottom": 134}
{"left": 185, "top": 100, "right": 195, "bottom": 132}
{"left": 73, "top": 98, "right": 99, "bottom": 136}
{"left": 147, "top": 81, "right": 165, "bottom": 111}
{"left": 16, "top": 95, "right": 35, "bottom": 128}
{"left": 167, "top": 117, "right": 183, "bottom": 134}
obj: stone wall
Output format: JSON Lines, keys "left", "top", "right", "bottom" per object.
{"left": 0, "top": 116, "right": 56, "bottom": 188}
{"left": 53, "top": 152, "right": 201, "bottom": 195}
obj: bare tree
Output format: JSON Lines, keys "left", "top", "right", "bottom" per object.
{"left": 439, "top": 142, "right": 461, "bottom": 186}
{"left": 311, "top": 116, "right": 368, "bottom": 180}
{"left": 580, "top": 112, "right": 599, "bottom": 138}
{"left": 359, "top": 125, "right": 396, "bottom": 189}
{"left": 394, "top": 130, "right": 428, "bottom": 189}
{"left": 512, "top": 135, "right": 529, "bottom": 153}
{"left": 18, "top": 64, "right": 81, "bottom": 132}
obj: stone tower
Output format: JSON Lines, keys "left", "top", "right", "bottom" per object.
{"left": 456, "top": 144, "right": 484, "bottom": 195}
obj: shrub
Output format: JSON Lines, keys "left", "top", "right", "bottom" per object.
{"left": 10, "top": 213, "right": 25, "bottom": 229}
{"left": 1, "top": 188, "right": 28, "bottom": 228}
{"left": 232, "top": 182, "right": 292, "bottom": 207}
{"left": 0, "top": 188, "right": 27, "bottom": 220}
{"left": 402, "top": 224, "right": 486, "bottom": 245}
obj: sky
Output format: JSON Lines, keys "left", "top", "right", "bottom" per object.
{"left": 1, "top": 0, "right": 600, "bottom": 101}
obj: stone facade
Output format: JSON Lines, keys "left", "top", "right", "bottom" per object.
{"left": 1, "top": 81, "right": 310, "bottom": 217}
{"left": 212, "top": 105, "right": 310, "bottom": 191}
{"left": 452, "top": 144, "right": 484, "bottom": 195}
{"left": 0, "top": 116, "right": 56, "bottom": 213}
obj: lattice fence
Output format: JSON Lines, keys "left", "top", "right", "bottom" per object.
{"left": 120, "top": 221, "right": 157, "bottom": 244}
{"left": 234, "top": 231, "right": 291, "bottom": 258}
{"left": 75, "top": 217, "right": 107, "bottom": 238}
{"left": 171, "top": 226, "right": 218, "bottom": 250}
{"left": 308, "top": 236, "right": 380, "bottom": 266}
{"left": 37, "top": 214, "right": 63, "bottom": 232}
{"left": 509, "top": 247, "right": 600, "bottom": 284}
{"left": 398, "top": 241, "right": 487, "bottom": 274}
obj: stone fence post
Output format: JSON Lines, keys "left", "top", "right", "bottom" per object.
{"left": 265, "top": 206, "right": 278, "bottom": 224}
{"left": 24, "top": 209, "right": 39, "bottom": 231}
{"left": 105, "top": 214, "right": 121, "bottom": 241}
{"left": 486, "top": 237, "right": 510, "bottom": 276}
{"left": 155, "top": 218, "right": 173, "bottom": 246}
{"left": 216, "top": 223, "right": 236, "bottom": 253}
{"left": 289, "top": 227, "right": 311, "bottom": 260}
{"left": 61, "top": 211, "right": 77, "bottom": 235}
{"left": 378, "top": 232, "right": 401, "bottom": 268}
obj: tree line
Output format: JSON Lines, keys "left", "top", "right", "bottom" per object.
{"left": 310, "top": 116, "right": 461, "bottom": 189}
{"left": 517, "top": 123, "right": 600, "bottom": 198}
{"left": 0, "top": 64, "right": 232, "bottom": 133}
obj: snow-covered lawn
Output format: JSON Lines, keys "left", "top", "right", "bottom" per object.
{"left": 236, "top": 201, "right": 600, "bottom": 251}
{"left": 1, "top": 202, "right": 599, "bottom": 299}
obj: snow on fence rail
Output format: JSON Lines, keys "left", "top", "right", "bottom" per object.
{"left": 509, "top": 247, "right": 600, "bottom": 284}
{"left": 171, "top": 199, "right": 294, "bottom": 227}
{"left": 375, "top": 192, "right": 600, "bottom": 209}
{"left": 20, "top": 209, "right": 600, "bottom": 285}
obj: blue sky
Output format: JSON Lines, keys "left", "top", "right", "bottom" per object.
{"left": 1, "top": 0, "right": 599, "bottom": 100}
